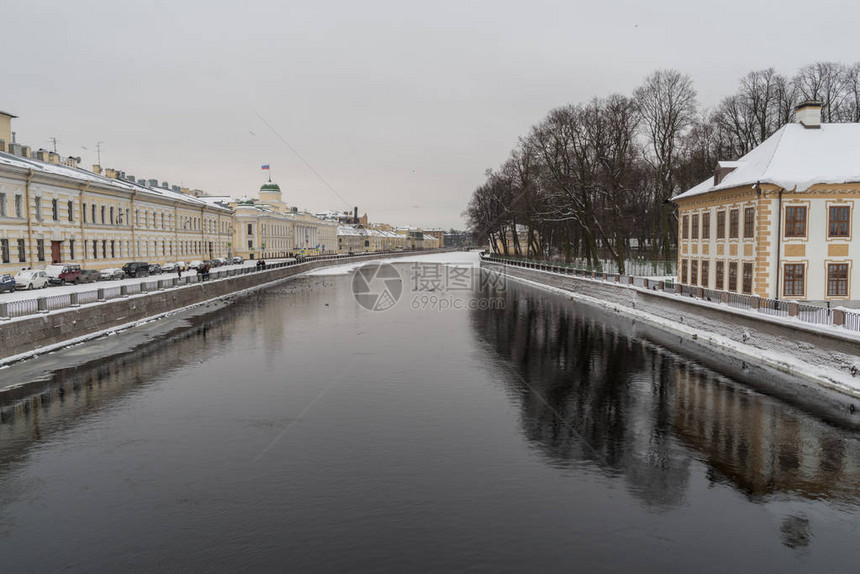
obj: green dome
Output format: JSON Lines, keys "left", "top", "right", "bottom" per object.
{"left": 260, "top": 181, "right": 281, "bottom": 193}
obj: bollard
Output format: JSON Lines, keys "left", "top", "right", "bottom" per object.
{"left": 615, "top": 275, "right": 620, "bottom": 283}
{"left": 696, "top": 287, "right": 703, "bottom": 299}
{"left": 628, "top": 276, "right": 634, "bottom": 285}
{"left": 70, "top": 293, "right": 79, "bottom": 307}
{"left": 643, "top": 279, "right": 650, "bottom": 289}
{"left": 658, "top": 281, "right": 665, "bottom": 291}
{"left": 603, "top": 273, "right": 608, "bottom": 281}
{"left": 833, "top": 308, "right": 845, "bottom": 327}
{"left": 788, "top": 301, "right": 799, "bottom": 317}
{"left": 38, "top": 297, "right": 48, "bottom": 313}
{"left": 121, "top": 285, "right": 128, "bottom": 298}
{"left": 98, "top": 288, "right": 106, "bottom": 302}
{"left": 0, "top": 302, "right": 9, "bottom": 320}
{"left": 721, "top": 292, "right": 729, "bottom": 304}
{"left": 751, "top": 296, "right": 760, "bottom": 310}
{"left": 140, "top": 282, "right": 148, "bottom": 293}
{"left": 674, "top": 283, "right": 682, "bottom": 294}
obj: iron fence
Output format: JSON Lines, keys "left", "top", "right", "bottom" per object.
{"left": 486, "top": 256, "right": 860, "bottom": 334}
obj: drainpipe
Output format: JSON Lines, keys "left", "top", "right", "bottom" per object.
{"left": 78, "top": 182, "right": 91, "bottom": 266}
{"left": 24, "top": 169, "right": 35, "bottom": 268}
{"left": 775, "top": 189, "right": 784, "bottom": 300}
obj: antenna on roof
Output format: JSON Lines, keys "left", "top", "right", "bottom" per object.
{"left": 95, "top": 141, "right": 104, "bottom": 166}
{"left": 49, "top": 137, "right": 58, "bottom": 153}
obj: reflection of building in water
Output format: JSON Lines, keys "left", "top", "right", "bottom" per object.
{"left": 472, "top": 279, "right": 860, "bottom": 509}
{"left": 672, "top": 364, "right": 860, "bottom": 502}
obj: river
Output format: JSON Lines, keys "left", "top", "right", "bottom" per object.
{"left": 0, "top": 252, "right": 858, "bottom": 572}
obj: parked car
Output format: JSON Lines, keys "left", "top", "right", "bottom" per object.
{"left": 99, "top": 268, "right": 125, "bottom": 281}
{"left": 45, "top": 263, "right": 82, "bottom": 285}
{"left": 216, "top": 258, "right": 228, "bottom": 266}
{"left": 0, "top": 274, "right": 15, "bottom": 293}
{"left": 188, "top": 260, "right": 205, "bottom": 271}
{"left": 78, "top": 269, "right": 101, "bottom": 284}
{"left": 122, "top": 261, "right": 150, "bottom": 278}
{"left": 148, "top": 263, "right": 163, "bottom": 275}
{"left": 206, "top": 259, "right": 222, "bottom": 268}
{"left": 231, "top": 256, "right": 244, "bottom": 265}
{"left": 162, "top": 261, "right": 183, "bottom": 273}
{"left": 14, "top": 270, "right": 50, "bottom": 290}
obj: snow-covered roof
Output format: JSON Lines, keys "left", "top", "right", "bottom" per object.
{"left": 673, "top": 123, "right": 860, "bottom": 201}
{"left": 0, "top": 150, "right": 231, "bottom": 213}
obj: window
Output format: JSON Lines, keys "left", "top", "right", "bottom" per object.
{"left": 83, "top": 202, "right": 87, "bottom": 222}
{"left": 91, "top": 204, "right": 96, "bottom": 223}
{"left": 248, "top": 239, "right": 254, "bottom": 250}
{"left": 69, "top": 239, "right": 75, "bottom": 260}
{"left": 743, "top": 207, "right": 754, "bottom": 238}
{"left": 35, "top": 197, "right": 42, "bottom": 220}
{"left": 0, "top": 239, "right": 9, "bottom": 263}
{"left": 742, "top": 262, "right": 753, "bottom": 294}
{"left": 691, "top": 214, "right": 699, "bottom": 240}
{"left": 102, "top": 240, "right": 107, "bottom": 259}
{"left": 729, "top": 209, "right": 739, "bottom": 239}
{"left": 701, "top": 260, "right": 709, "bottom": 288}
{"left": 0, "top": 192, "right": 6, "bottom": 217}
{"left": 680, "top": 259, "right": 688, "bottom": 283}
{"left": 702, "top": 212, "right": 710, "bottom": 241}
{"left": 17, "top": 238, "right": 25, "bottom": 262}
{"left": 716, "top": 211, "right": 726, "bottom": 239}
{"left": 715, "top": 261, "right": 725, "bottom": 290}
{"left": 784, "top": 263, "right": 805, "bottom": 297}
{"left": 248, "top": 223, "right": 253, "bottom": 236}
{"left": 828, "top": 264, "right": 849, "bottom": 297}
{"left": 728, "top": 262, "right": 738, "bottom": 292}
{"left": 691, "top": 259, "right": 698, "bottom": 285}
{"left": 68, "top": 200, "right": 74, "bottom": 222}
{"left": 93, "top": 241, "right": 98, "bottom": 259}
{"left": 829, "top": 206, "right": 850, "bottom": 238}
{"left": 101, "top": 205, "right": 106, "bottom": 224}
{"left": 15, "top": 195, "right": 22, "bottom": 218}
{"left": 111, "top": 240, "right": 116, "bottom": 258}
{"left": 37, "top": 239, "right": 45, "bottom": 261}
{"left": 681, "top": 215, "right": 689, "bottom": 239}
{"left": 110, "top": 206, "right": 115, "bottom": 225}
{"left": 785, "top": 206, "right": 807, "bottom": 237}
{"left": 52, "top": 198, "right": 59, "bottom": 221}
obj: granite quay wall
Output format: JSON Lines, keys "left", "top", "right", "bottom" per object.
{"left": 483, "top": 259, "right": 860, "bottom": 403}
{"left": 0, "top": 250, "right": 448, "bottom": 362}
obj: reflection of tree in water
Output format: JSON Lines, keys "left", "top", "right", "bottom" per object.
{"left": 471, "top": 285, "right": 691, "bottom": 510}
{"left": 471, "top": 281, "right": 860, "bottom": 509}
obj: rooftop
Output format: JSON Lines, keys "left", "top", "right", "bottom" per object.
{"left": 674, "top": 122, "right": 860, "bottom": 201}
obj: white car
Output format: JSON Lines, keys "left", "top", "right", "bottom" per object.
{"left": 162, "top": 261, "right": 181, "bottom": 272}
{"left": 99, "top": 268, "right": 125, "bottom": 280}
{"left": 188, "top": 260, "right": 205, "bottom": 271}
{"left": 14, "top": 270, "right": 50, "bottom": 290}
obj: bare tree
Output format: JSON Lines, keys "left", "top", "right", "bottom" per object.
{"left": 634, "top": 69, "right": 697, "bottom": 256}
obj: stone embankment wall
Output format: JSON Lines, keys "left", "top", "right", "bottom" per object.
{"left": 0, "top": 251, "right": 438, "bottom": 362}
{"left": 483, "top": 260, "right": 860, "bottom": 405}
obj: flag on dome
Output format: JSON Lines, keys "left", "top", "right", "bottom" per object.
{"left": 261, "top": 164, "right": 270, "bottom": 170}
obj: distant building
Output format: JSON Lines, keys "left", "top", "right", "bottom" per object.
{"left": 674, "top": 101, "right": 860, "bottom": 302}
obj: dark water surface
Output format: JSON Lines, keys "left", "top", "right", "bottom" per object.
{"left": 1, "top": 260, "right": 859, "bottom": 572}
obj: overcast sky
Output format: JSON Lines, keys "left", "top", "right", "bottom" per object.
{"left": 3, "top": 0, "right": 858, "bottom": 229}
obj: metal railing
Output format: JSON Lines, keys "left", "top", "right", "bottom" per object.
{"left": 0, "top": 250, "right": 438, "bottom": 321}
{"left": 485, "top": 254, "right": 860, "bottom": 335}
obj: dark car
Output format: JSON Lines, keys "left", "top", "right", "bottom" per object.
{"left": 148, "top": 263, "right": 163, "bottom": 275}
{"left": 122, "top": 262, "right": 150, "bottom": 278}
{"left": 206, "top": 259, "right": 222, "bottom": 268}
{"left": 78, "top": 269, "right": 101, "bottom": 284}
{"left": 0, "top": 274, "right": 15, "bottom": 293}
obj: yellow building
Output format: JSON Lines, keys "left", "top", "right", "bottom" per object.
{"left": 1, "top": 146, "right": 232, "bottom": 273}
{"left": 673, "top": 101, "right": 860, "bottom": 302}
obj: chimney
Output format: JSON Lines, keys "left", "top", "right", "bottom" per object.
{"left": 48, "top": 151, "right": 60, "bottom": 164}
{"left": 147, "top": 179, "right": 158, "bottom": 187}
{"left": 93, "top": 164, "right": 102, "bottom": 175}
{"left": 127, "top": 175, "right": 136, "bottom": 183}
{"left": 714, "top": 161, "right": 740, "bottom": 185}
{"left": 105, "top": 168, "right": 118, "bottom": 179}
{"left": 354, "top": 206, "right": 358, "bottom": 224}
{"left": 795, "top": 100, "right": 822, "bottom": 129}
